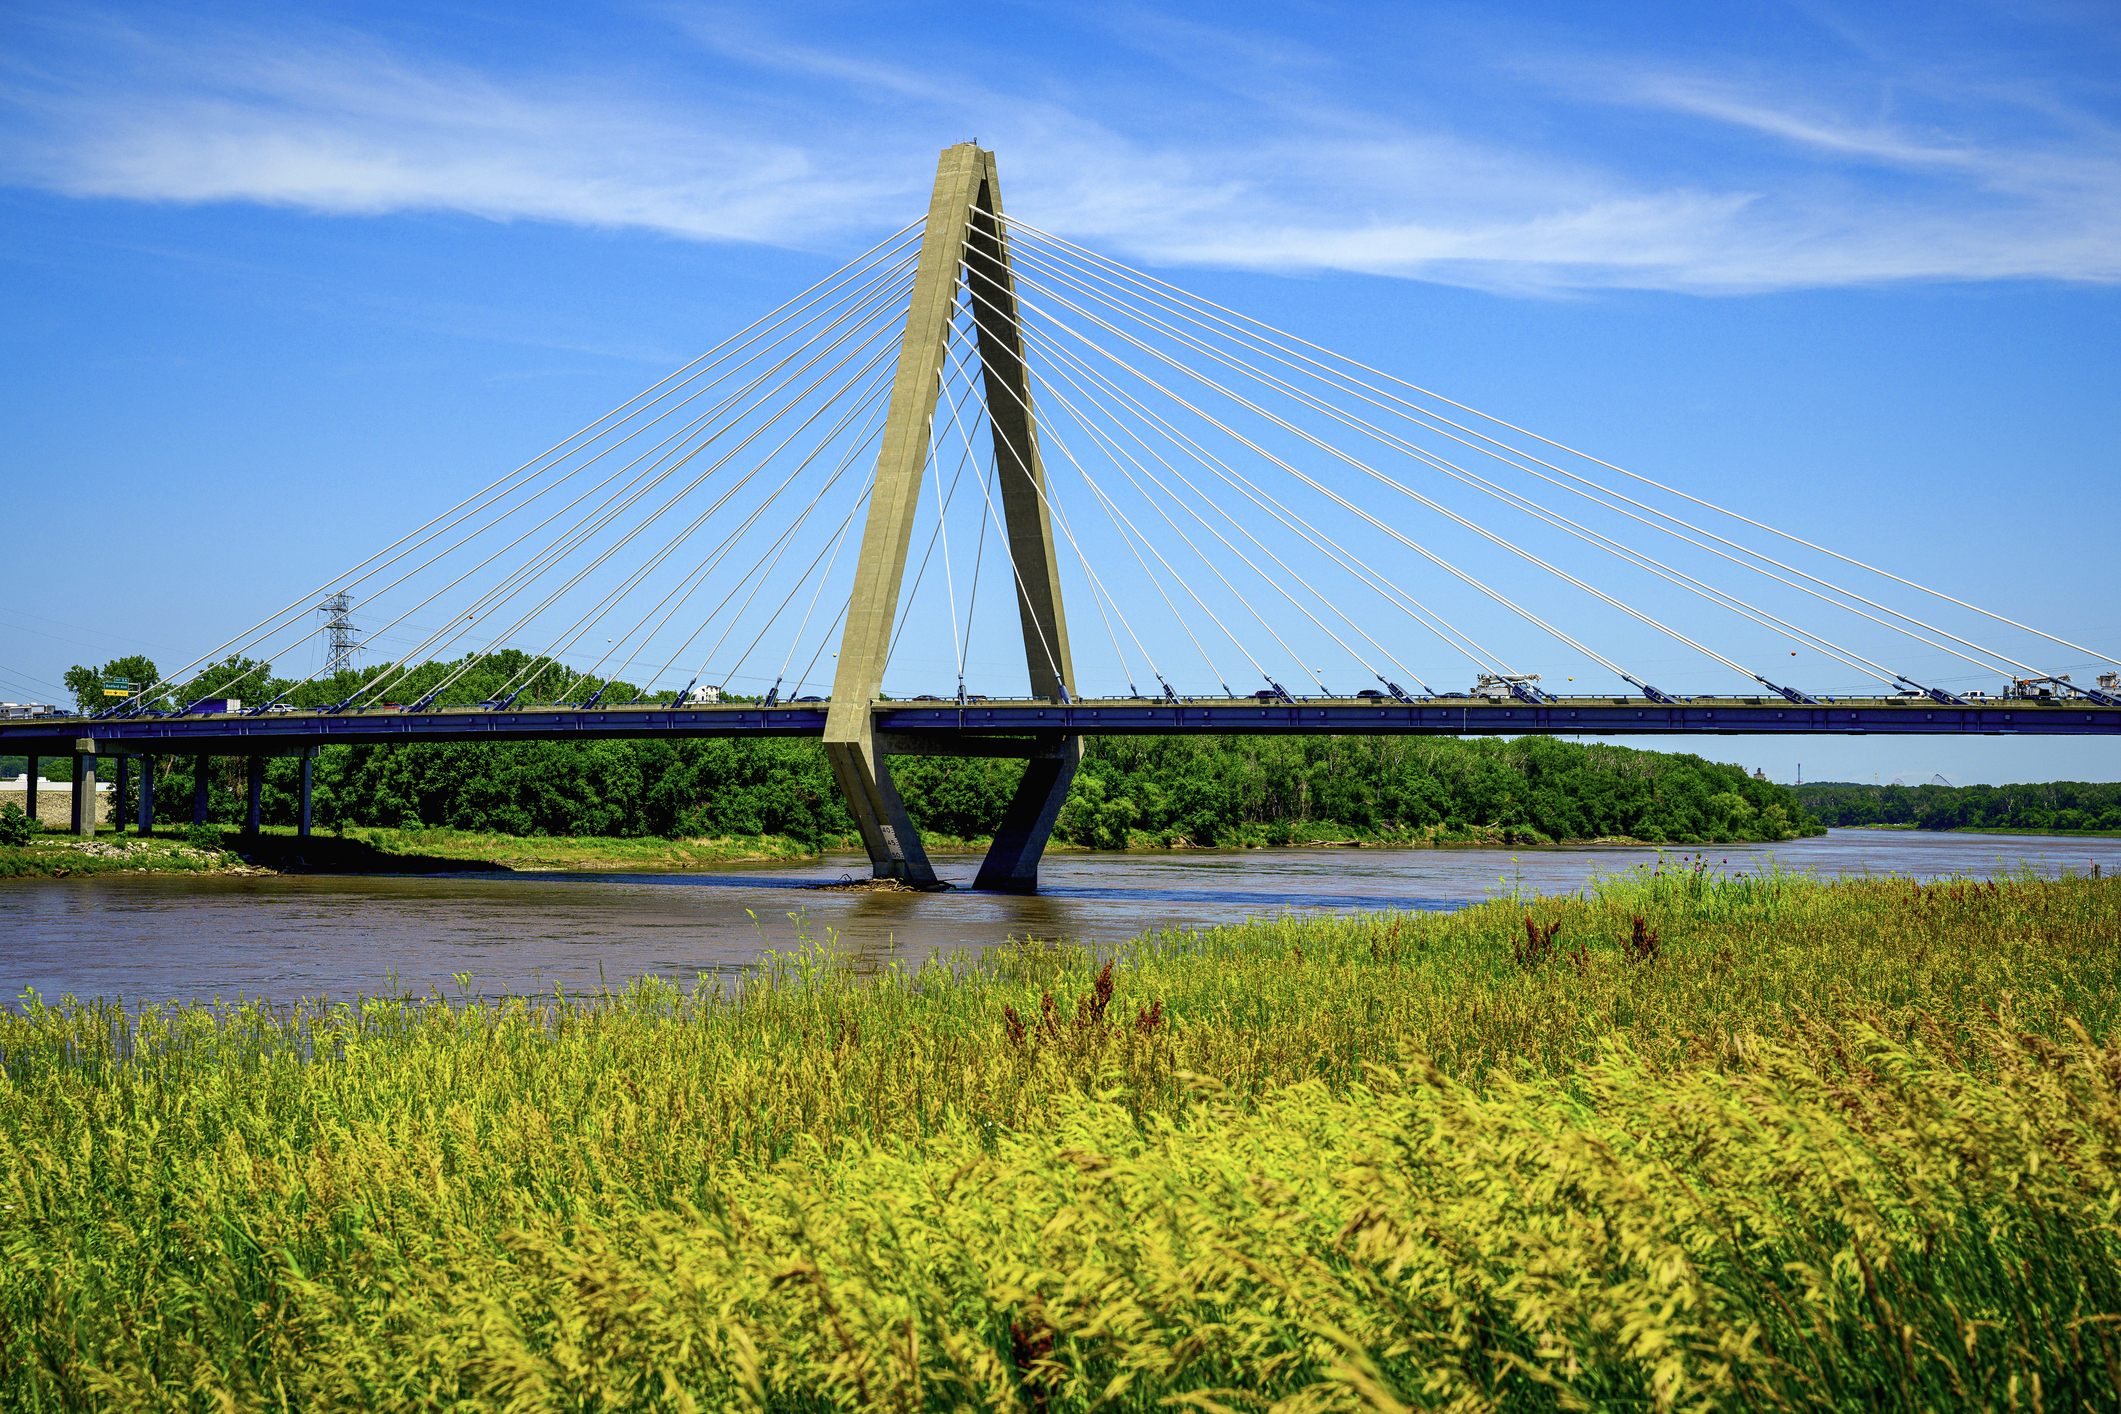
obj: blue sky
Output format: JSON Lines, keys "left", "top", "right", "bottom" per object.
{"left": 3, "top": 0, "right": 2117, "bottom": 786}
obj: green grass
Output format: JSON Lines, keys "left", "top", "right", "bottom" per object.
{"left": 3, "top": 865, "right": 2118, "bottom": 1409}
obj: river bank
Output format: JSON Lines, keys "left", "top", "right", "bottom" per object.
{"left": 6, "top": 870, "right": 2116, "bottom": 1408}
{"left": 0, "top": 813, "right": 1817, "bottom": 880}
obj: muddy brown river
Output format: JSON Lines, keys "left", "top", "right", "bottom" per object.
{"left": 6, "top": 829, "right": 2117, "bottom": 1005}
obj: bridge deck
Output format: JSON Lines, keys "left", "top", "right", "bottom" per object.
{"left": 5, "top": 695, "right": 2115, "bottom": 756}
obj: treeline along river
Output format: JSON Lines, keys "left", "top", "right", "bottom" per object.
{"left": 1795, "top": 779, "right": 2121, "bottom": 832}
{"left": 73, "top": 734, "right": 1812, "bottom": 848}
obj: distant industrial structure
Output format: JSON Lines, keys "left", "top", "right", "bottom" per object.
{"left": 318, "top": 593, "right": 359, "bottom": 675}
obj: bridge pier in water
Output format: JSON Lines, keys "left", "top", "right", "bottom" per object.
{"left": 972, "top": 737, "right": 1082, "bottom": 893}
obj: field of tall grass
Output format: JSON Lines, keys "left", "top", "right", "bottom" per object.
{"left": 4, "top": 863, "right": 2118, "bottom": 1410}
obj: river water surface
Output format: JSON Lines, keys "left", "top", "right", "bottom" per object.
{"left": 6, "top": 829, "right": 2117, "bottom": 1005}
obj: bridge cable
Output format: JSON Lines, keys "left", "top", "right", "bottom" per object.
{"left": 1001, "top": 237, "right": 1986, "bottom": 692}
{"left": 1025, "top": 354, "right": 1381, "bottom": 697}
{"left": 1001, "top": 267, "right": 1775, "bottom": 697}
{"left": 357, "top": 271, "right": 914, "bottom": 706}
{"left": 983, "top": 270, "right": 1667, "bottom": 696}
{"left": 883, "top": 372, "right": 990, "bottom": 677}
{"left": 958, "top": 258, "right": 1500, "bottom": 688}
{"left": 240, "top": 253, "right": 921, "bottom": 712}
{"left": 459, "top": 331, "right": 906, "bottom": 710}
{"left": 933, "top": 319, "right": 1147, "bottom": 698}
{"left": 569, "top": 361, "right": 903, "bottom": 704}
{"left": 102, "top": 223, "right": 925, "bottom": 717}
{"left": 1013, "top": 313, "right": 1461, "bottom": 694}
{"left": 937, "top": 318, "right": 1200, "bottom": 697}
{"left": 992, "top": 215, "right": 2090, "bottom": 677}
{"left": 772, "top": 480, "right": 876, "bottom": 702}
{"left": 404, "top": 312, "right": 909, "bottom": 710}
{"left": 630, "top": 392, "right": 895, "bottom": 702}
{"left": 923, "top": 323, "right": 1128, "bottom": 697}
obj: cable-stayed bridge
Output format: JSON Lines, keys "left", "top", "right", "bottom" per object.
{"left": 9, "top": 145, "right": 2115, "bottom": 890}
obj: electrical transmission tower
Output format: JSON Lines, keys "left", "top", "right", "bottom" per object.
{"left": 318, "top": 592, "right": 359, "bottom": 674}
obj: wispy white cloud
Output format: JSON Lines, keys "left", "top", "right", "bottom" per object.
{"left": 2, "top": 4, "right": 2116, "bottom": 293}
{"left": 0, "top": 14, "right": 911, "bottom": 243}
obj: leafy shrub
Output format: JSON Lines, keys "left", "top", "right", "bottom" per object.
{"left": 0, "top": 801, "right": 35, "bottom": 846}
{"left": 183, "top": 822, "right": 226, "bottom": 852}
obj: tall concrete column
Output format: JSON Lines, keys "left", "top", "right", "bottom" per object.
{"left": 964, "top": 147, "right": 1075, "bottom": 703}
{"left": 115, "top": 756, "right": 129, "bottom": 834}
{"left": 191, "top": 755, "right": 211, "bottom": 826}
{"left": 74, "top": 738, "right": 96, "bottom": 839}
{"left": 820, "top": 144, "right": 987, "bottom": 884}
{"left": 24, "top": 755, "right": 36, "bottom": 829}
{"left": 822, "top": 144, "right": 1078, "bottom": 887}
{"left": 69, "top": 753, "right": 84, "bottom": 835}
{"left": 138, "top": 757, "right": 155, "bottom": 836}
{"left": 246, "top": 756, "right": 263, "bottom": 835}
{"left": 961, "top": 147, "right": 1079, "bottom": 890}
{"left": 298, "top": 752, "right": 314, "bottom": 838}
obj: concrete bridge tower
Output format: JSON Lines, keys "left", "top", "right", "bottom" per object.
{"left": 823, "top": 144, "right": 1078, "bottom": 891}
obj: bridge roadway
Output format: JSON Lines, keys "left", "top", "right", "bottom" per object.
{"left": 7, "top": 693, "right": 2116, "bottom": 760}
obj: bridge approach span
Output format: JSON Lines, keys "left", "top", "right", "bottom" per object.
{"left": 8, "top": 694, "right": 2115, "bottom": 762}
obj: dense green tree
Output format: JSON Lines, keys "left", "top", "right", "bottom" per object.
{"left": 61, "top": 654, "right": 160, "bottom": 714}
{"left": 132, "top": 731, "right": 1815, "bottom": 847}
{"left": 1794, "top": 779, "right": 2121, "bottom": 832}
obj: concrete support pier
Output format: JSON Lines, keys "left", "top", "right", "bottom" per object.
{"left": 24, "top": 755, "right": 36, "bottom": 827}
{"left": 115, "top": 756, "right": 129, "bottom": 834}
{"left": 972, "top": 738, "right": 1081, "bottom": 893}
{"left": 73, "top": 739, "right": 96, "bottom": 839}
{"left": 246, "top": 756, "right": 263, "bottom": 835}
{"left": 191, "top": 755, "right": 210, "bottom": 826}
{"left": 298, "top": 753, "right": 314, "bottom": 837}
{"left": 138, "top": 757, "right": 154, "bottom": 836}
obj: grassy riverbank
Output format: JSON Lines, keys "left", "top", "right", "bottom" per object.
{"left": 0, "top": 834, "right": 241, "bottom": 879}
{"left": 5, "top": 866, "right": 2118, "bottom": 1408}
{"left": 0, "top": 817, "right": 1798, "bottom": 881}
